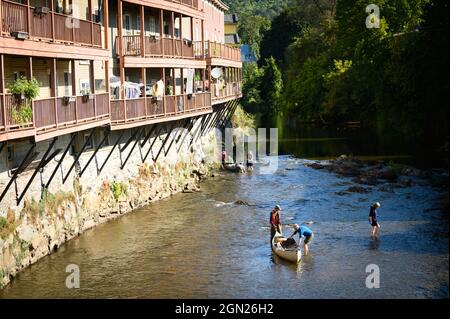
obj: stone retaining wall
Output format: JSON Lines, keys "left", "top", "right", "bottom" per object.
{"left": 0, "top": 119, "right": 221, "bottom": 288}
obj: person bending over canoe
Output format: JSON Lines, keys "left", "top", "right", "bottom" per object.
{"left": 369, "top": 202, "right": 381, "bottom": 239}
{"left": 270, "top": 205, "right": 283, "bottom": 239}
{"left": 289, "top": 224, "right": 314, "bottom": 255}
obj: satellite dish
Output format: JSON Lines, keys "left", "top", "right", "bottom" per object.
{"left": 211, "top": 67, "right": 223, "bottom": 79}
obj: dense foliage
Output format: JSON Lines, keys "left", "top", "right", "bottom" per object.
{"left": 237, "top": 0, "right": 449, "bottom": 147}
{"left": 226, "top": 0, "right": 295, "bottom": 19}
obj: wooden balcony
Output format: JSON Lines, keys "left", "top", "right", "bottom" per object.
{"left": 110, "top": 92, "right": 212, "bottom": 129}
{"left": 0, "top": 93, "right": 35, "bottom": 141}
{"left": 0, "top": 93, "right": 110, "bottom": 142}
{"left": 120, "top": 35, "right": 202, "bottom": 60}
{"left": 165, "top": 0, "right": 200, "bottom": 10}
{"left": 1, "top": 0, "right": 103, "bottom": 48}
{"left": 206, "top": 41, "right": 241, "bottom": 63}
{"left": 211, "top": 82, "right": 242, "bottom": 105}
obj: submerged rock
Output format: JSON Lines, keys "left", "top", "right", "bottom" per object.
{"left": 306, "top": 162, "right": 326, "bottom": 170}
{"left": 234, "top": 199, "right": 253, "bottom": 206}
{"left": 346, "top": 186, "right": 371, "bottom": 194}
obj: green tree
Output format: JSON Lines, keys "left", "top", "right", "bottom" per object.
{"left": 259, "top": 57, "right": 283, "bottom": 115}
{"left": 238, "top": 13, "right": 271, "bottom": 59}
{"left": 241, "top": 62, "right": 264, "bottom": 113}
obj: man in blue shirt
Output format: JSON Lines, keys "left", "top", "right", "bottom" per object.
{"left": 368, "top": 202, "right": 381, "bottom": 239}
{"left": 289, "top": 224, "right": 314, "bottom": 255}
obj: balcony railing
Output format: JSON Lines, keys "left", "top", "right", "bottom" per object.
{"left": 211, "top": 82, "right": 242, "bottom": 101}
{"left": 0, "top": 94, "right": 34, "bottom": 133}
{"left": 0, "top": 93, "right": 109, "bottom": 138}
{"left": 205, "top": 41, "right": 241, "bottom": 62}
{"left": 110, "top": 92, "right": 211, "bottom": 124}
{"left": 120, "top": 35, "right": 201, "bottom": 59}
{"left": 165, "top": 0, "right": 199, "bottom": 10}
{"left": 1, "top": 0, "right": 102, "bottom": 47}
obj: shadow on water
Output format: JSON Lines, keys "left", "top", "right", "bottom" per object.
{"left": 275, "top": 122, "right": 448, "bottom": 169}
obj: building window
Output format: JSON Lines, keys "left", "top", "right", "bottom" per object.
{"left": 148, "top": 16, "right": 156, "bottom": 35}
{"left": 123, "top": 14, "right": 131, "bottom": 35}
{"left": 80, "top": 80, "right": 90, "bottom": 95}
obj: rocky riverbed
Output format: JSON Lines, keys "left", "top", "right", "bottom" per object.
{"left": 305, "top": 155, "right": 449, "bottom": 212}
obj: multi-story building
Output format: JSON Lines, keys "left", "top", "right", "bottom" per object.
{"left": 0, "top": 0, "right": 242, "bottom": 207}
{"left": 224, "top": 13, "right": 239, "bottom": 47}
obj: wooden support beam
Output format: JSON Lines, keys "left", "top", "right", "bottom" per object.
{"left": 142, "top": 67, "right": 146, "bottom": 116}
{"left": 171, "top": 12, "right": 175, "bottom": 56}
{"left": 190, "top": 113, "right": 208, "bottom": 146}
{"left": 44, "top": 133, "right": 77, "bottom": 189}
{"left": 89, "top": 0, "right": 94, "bottom": 45}
{"left": 104, "top": 0, "right": 109, "bottom": 50}
{"left": 71, "top": 60, "right": 78, "bottom": 122}
{"left": 0, "top": 142, "right": 37, "bottom": 204}
{"left": 118, "top": 0, "right": 124, "bottom": 100}
{"left": 63, "top": 129, "right": 96, "bottom": 184}
{"left": 50, "top": 0, "right": 55, "bottom": 42}
{"left": 120, "top": 127, "right": 144, "bottom": 170}
{"left": 98, "top": 130, "right": 124, "bottom": 174}
{"left": 120, "top": 127, "right": 141, "bottom": 152}
{"left": 16, "top": 138, "right": 58, "bottom": 205}
{"left": 0, "top": 0, "right": 3, "bottom": 35}
{"left": 164, "top": 119, "right": 189, "bottom": 156}
{"left": 153, "top": 123, "right": 174, "bottom": 162}
{"left": 51, "top": 58, "right": 58, "bottom": 127}
{"left": 26, "top": 0, "right": 31, "bottom": 36}
{"left": 1, "top": 54, "right": 6, "bottom": 130}
{"left": 180, "top": 13, "right": 183, "bottom": 57}
{"left": 177, "top": 116, "right": 197, "bottom": 152}
{"left": 201, "top": 19, "right": 204, "bottom": 58}
{"left": 142, "top": 124, "right": 164, "bottom": 162}
{"left": 90, "top": 60, "right": 97, "bottom": 117}
{"left": 80, "top": 129, "right": 110, "bottom": 177}
{"left": 160, "top": 9, "right": 164, "bottom": 56}
{"left": 140, "top": 5, "right": 145, "bottom": 57}
{"left": 140, "top": 124, "right": 157, "bottom": 147}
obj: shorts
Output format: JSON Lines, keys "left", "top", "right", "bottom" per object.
{"left": 304, "top": 233, "right": 314, "bottom": 244}
{"left": 371, "top": 221, "right": 379, "bottom": 227}
{"left": 247, "top": 162, "right": 253, "bottom": 167}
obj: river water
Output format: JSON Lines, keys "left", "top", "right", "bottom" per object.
{"left": 0, "top": 128, "right": 448, "bottom": 299}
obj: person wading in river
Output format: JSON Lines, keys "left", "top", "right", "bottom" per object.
{"left": 246, "top": 151, "right": 254, "bottom": 171}
{"left": 270, "top": 205, "right": 283, "bottom": 239}
{"left": 289, "top": 224, "right": 314, "bottom": 255}
{"left": 369, "top": 202, "right": 381, "bottom": 239}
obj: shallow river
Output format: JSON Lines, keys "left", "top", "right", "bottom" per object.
{"left": 0, "top": 152, "right": 448, "bottom": 298}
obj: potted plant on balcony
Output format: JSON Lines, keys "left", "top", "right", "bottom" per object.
{"left": 166, "top": 85, "right": 173, "bottom": 96}
{"left": 8, "top": 76, "right": 39, "bottom": 127}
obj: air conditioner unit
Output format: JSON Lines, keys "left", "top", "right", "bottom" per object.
{"left": 63, "top": 96, "right": 76, "bottom": 105}
{"left": 34, "top": 6, "right": 50, "bottom": 14}
{"left": 11, "top": 31, "right": 28, "bottom": 40}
